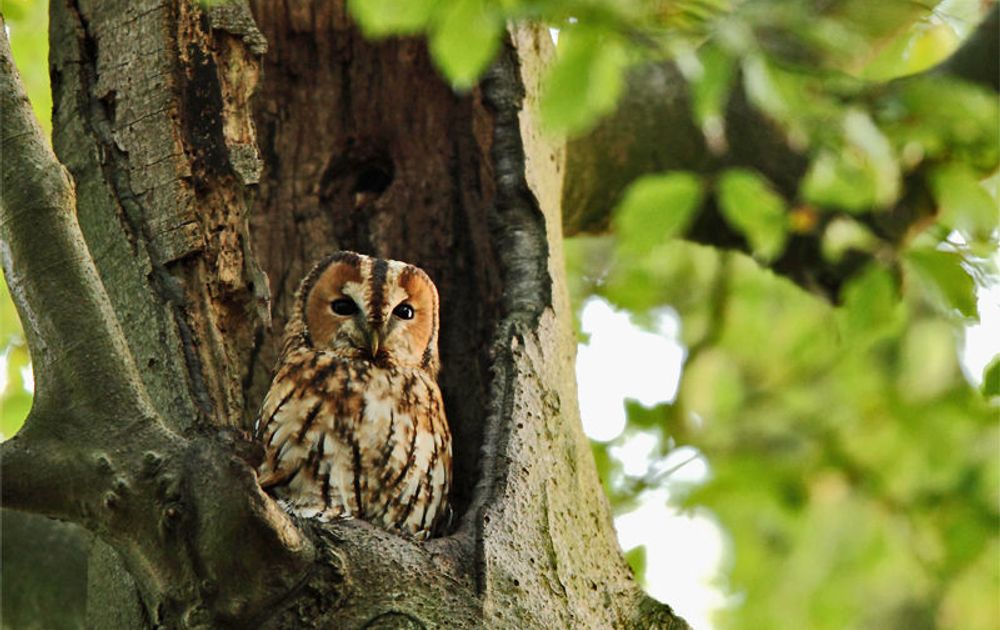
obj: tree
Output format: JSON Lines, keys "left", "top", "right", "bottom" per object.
{"left": 1, "top": 1, "right": 996, "bottom": 628}
{"left": 1, "top": 1, "right": 680, "bottom": 626}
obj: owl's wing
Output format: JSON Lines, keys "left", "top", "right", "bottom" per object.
{"left": 257, "top": 374, "right": 320, "bottom": 485}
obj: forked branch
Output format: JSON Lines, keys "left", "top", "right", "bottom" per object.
{"left": 0, "top": 17, "right": 155, "bottom": 426}
{"left": 1, "top": 20, "right": 314, "bottom": 625}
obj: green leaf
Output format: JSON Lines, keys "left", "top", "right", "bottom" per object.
{"left": 904, "top": 23, "right": 959, "bottom": 74}
{"left": 348, "top": 0, "right": 438, "bottom": 36}
{"left": 717, "top": 169, "right": 788, "bottom": 261}
{"left": 742, "top": 55, "right": 791, "bottom": 123}
{"left": 930, "top": 164, "right": 999, "bottom": 243}
{"left": 613, "top": 172, "right": 703, "bottom": 254}
{"left": 879, "top": 77, "right": 999, "bottom": 171}
{"left": 798, "top": 109, "right": 901, "bottom": 214}
{"left": 842, "top": 108, "right": 900, "bottom": 207}
{"left": 801, "top": 151, "right": 877, "bottom": 213}
{"left": 687, "top": 44, "right": 735, "bottom": 140}
{"left": 822, "top": 217, "right": 880, "bottom": 263}
{"left": 740, "top": 55, "right": 821, "bottom": 136}
{"left": 863, "top": 22, "right": 959, "bottom": 80}
{"left": 541, "top": 26, "right": 627, "bottom": 135}
{"left": 623, "top": 545, "right": 647, "bottom": 582}
{"left": 897, "top": 320, "right": 957, "bottom": 402}
{"left": 904, "top": 248, "right": 977, "bottom": 318}
{"left": 429, "top": 0, "right": 502, "bottom": 88}
{"left": 982, "top": 356, "right": 1000, "bottom": 398}
{"left": 839, "top": 263, "right": 902, "bottom": 340}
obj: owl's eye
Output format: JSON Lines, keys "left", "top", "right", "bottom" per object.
{"left": 330, "top": 298, "right": 359, "bottom": 316}
{"left": 393, "top": 303, "right": 415, "bottom": 320}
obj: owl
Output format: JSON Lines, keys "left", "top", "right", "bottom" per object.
{"left": 255, "top": 251, "right": 451, "bottom": 540}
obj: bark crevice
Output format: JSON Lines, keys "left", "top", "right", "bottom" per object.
{"left": 63, "top": 0, "right": 218, "bottom": 424}
{"left": 481, "top": 40, "right": 553, "bottom": 324}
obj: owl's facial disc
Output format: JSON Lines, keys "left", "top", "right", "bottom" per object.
{"left": 303, "top": 259, "right": 367, "bottom": 357}
{"left": 301, "top": 253, "right": 439, "bottom": 370}
{"left": 327, "top": 295, "right": 375, "bottom": 357}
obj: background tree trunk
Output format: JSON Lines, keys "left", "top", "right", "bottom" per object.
{"left": 2, "top": 0, "right": 685, "bottom": 627}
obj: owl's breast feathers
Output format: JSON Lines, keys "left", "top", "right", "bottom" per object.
{"left": 256, "top": 347, "right": 452, "bottom": 540}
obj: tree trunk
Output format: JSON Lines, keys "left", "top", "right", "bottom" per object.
{"left": 1, "top": 1, "right": 684, "bottom": 627}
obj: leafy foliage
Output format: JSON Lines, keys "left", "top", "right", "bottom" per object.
{"left": 546, "top": 0, "right": 995, "bottom": 627}
{"left": 539, "top": 24, "right": 629, "bottom": 134}
{"left": 350, "top": 0, "right": 505, "bottom": 86}
{"left": 1, "top": 275, "right": 32, "bottom": 439}
{"left": 572, "top": 236, "right": 997, "bottom": 628}
{"left": 717, "top": 169, "right": 788, "bottom": 261}
{"left": 4, "top": 0, "right": 51, "bottom": 137}
{"left": 904, "top": 248, "right": 979, "bottom": 318}
{"left": 614, "top": 172, "right": 703, "bottom": 252}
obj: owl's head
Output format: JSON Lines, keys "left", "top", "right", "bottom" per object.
{"left": 292, "top": 251, "right": 440, "bottom": 373}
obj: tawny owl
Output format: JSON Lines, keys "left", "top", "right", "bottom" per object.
{"left": 255, "top": 251, "right": 451, "bottom": 540}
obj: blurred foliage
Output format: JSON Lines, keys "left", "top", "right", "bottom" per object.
{"left": 352, "top": 0, "right": 997, "bottom": 627}
{"left": 1, "top": 275, "right": 32, "bottom": 439}
{"left": 4, "top": 0, "right": 51, "bottom": 138}
{"left": 553, "top": 0, "right": 999, "bottom": 626}
{"left": 571, "top": 236, "right": 999, "bottom": 628}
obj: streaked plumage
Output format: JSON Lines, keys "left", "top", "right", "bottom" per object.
{"left": 256, "top": 251, "right": 451, "bottom": 540}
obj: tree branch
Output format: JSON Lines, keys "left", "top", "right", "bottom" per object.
{"left": 563, "top": 6, "right": 999, "bottom": 297}
{"left": 2, "top": 410, "right": 315, "bottom": 625}
{"left": 2, "top": 19, "right": 315, "bottom": 625}
{"left": 0, "top": 16, "right": 155, "bottom": 424}
{"left": 1, "top": 9, "right": 171, "bottom": 520}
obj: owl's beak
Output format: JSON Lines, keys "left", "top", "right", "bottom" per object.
{"left": 366, "top": 329, "right": 381, "bottom": 358}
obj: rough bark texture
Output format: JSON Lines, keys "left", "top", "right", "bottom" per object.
{"left": 2, "top": 6, "right": 314, "bottom": 625}
{"left": 2, "top": 2, "right": 684, "bottom": 628}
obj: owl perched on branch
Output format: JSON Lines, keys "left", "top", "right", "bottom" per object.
{"left": 255, "top": 252, "right": 452, "bottom": 540}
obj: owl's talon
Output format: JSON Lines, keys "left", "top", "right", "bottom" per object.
{"left": 257, "top": 468, "right": 293, "bottom": 489}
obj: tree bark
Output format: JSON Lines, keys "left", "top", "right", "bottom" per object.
{"left": 0, "top": 510, "right": 89, "bottom": 630}
{"left": 2, "top": 1, "right": 685, "bottom": 627}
